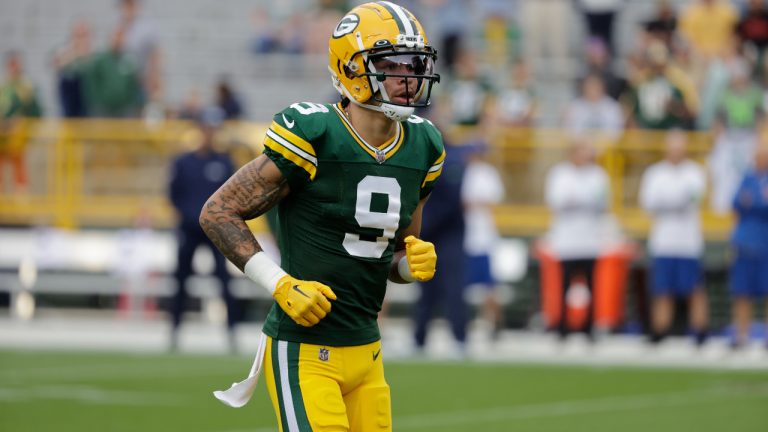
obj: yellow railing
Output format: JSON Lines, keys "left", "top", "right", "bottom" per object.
{"left": 0, "top": 120, "right": 733, "bottom": 239}
{"left": 0, "top": 119, "right": 267, "bottom": 229}
{"left": 453, "top": 126, "right": 732, "bottom": 239}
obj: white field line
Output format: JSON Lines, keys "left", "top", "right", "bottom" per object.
{"left": 0, "top": 360, "right": 244, "bottom": 382}
{"left": 393, "top": 386, "right": 768, "bottom": 430}
{"left": 0, "top": 385, "right": 188, "bottom": 406}
{"left": 215, "top": 385, "right": 768, "bottom": 432}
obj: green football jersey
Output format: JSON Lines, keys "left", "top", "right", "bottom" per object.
{"left": 261, "top": 102, "right": 445, "bottom": 346}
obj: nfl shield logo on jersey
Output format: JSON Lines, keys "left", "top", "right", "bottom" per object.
{"left": 375, "top": 149, "right": 386, "bottom": 164}
{"left": 319, "top": 347, "right": 330, "bottom": 362}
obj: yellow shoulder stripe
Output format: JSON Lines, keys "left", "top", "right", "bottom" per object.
{"left": 433, "top": 149, "right": 446, "bottom": 165}
{"left": 422, "top": 149, "right": 446, "bottom": 187}
{"left": 421, "top": 167, "right": 442, "bottom": 187}
{"left": 269, "top": 121, "right": 316, "bottom": 157}
{"left": 264, "top": 136, "right": 317, "bottom": 180}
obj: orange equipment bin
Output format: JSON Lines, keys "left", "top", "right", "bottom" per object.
{"left": 534, "top": 241, "right": 635, "bottom": 331}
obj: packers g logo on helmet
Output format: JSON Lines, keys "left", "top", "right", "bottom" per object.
{"left": 333, "top": 14, "right": 359, "bottom": 38}
{"left": 328, "top": 1, "right": 440, "bottom": 121}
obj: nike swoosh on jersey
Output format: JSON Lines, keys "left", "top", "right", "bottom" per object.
{"left": 292, "top": 285, "right": 310, "bottom": 298}
{"left": 372, "top": 348, "right": 381, "bottom": 361}
{"left": 282, "top": 114, "right": 295, "bottom": 129}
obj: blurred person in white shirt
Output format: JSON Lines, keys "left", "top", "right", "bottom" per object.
{"left": 461, "top": 143, "right": 505, "bottom": 338}
{"left": 564, "top": 74, "right": 625, "bottom": 143}
{"left": 494, "top": 61, "right": 537, "bottom": 127}
{"left": 639, "top": 131, "right": 709, "bottom": 346}
{"left": 545, "top": 137, "right": 611, "bottom": 340}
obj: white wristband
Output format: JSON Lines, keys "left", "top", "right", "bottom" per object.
{"left": 243, "top": 252, "right": 287, "bottom": 294}
{"left": 397, "top": 256, "right": 416, "bottom": 283}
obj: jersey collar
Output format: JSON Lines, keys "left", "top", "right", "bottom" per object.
{"left": 333, "top": 103, "right": 405, "bottom": 164}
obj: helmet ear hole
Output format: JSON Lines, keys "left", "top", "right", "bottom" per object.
{"left": 343, "top": 65, "right": 356, "bottom": 79}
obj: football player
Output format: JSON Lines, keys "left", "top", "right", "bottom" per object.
{"left": 200, "top": 2, "right": 444, "bottom": 431}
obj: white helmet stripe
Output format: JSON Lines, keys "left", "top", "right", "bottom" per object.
{"left": 354, "top": 31, "right": 379, "bottom": 96}
{"left": 381, "top": 1, "right": 414, "bottom": 36}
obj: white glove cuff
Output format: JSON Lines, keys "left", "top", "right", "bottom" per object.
{"left": 397, "top": 256, "right": 416, "bottom": 283}
{"left": 243, "top": 252, "right": 287, "bottom": 294}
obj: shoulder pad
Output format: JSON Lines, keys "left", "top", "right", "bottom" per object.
{"left": 271, "top": 102, "right": 334, "bottom": 143}
{"left": 405, "top": 114, "right": 443, "bottom": 155}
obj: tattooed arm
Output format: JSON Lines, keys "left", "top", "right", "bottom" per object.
{"left": 199, "top": 154, "right": 290, "bottom": 271}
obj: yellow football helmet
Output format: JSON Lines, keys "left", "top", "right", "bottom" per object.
{"left": 328, "top": 1, "right": 440, "bottom": 121}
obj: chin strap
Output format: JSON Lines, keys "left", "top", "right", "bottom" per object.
{"left": 379, "top": 103, "right": 415, "bottom": 122}
{"left": 354, "top": 98, "right": 414, "bottom": 122}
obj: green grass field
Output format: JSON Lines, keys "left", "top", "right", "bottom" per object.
{"left": 1, "top": 349, "right": 767, "bottom": 432}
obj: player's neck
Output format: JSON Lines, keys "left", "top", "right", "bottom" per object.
{"left": 346, "top": 103, "right": 398, "bottom": 149}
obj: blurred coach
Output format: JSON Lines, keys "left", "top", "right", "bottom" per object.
{"left": 168, "top": 107, "right": 238, "bottom": 352}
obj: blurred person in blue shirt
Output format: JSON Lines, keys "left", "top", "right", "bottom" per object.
{"left": 729, "top": 144, "right": 768, "bottom": 349}
{"left": 413, "top": 136, "right": 467, "bottom": 355}
{"left": 168, "top": 107, "right": 237, "bottom": 352}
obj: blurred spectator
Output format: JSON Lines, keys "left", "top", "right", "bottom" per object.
{"left": 53, "top": 21, "right": 92, "bottom": 118}
{"left": 0, "top": 52, "right": 42, "bottom": 119}
{"left": 117, "top": 0, "right": 162, "bottom": 102}
{"left": 564, "top": 74, "right": 624, "bottom": 143}
{"left": 178, "top": 89, "right": 203, "bottom": 121}
{"left": 576, "top": 0, "right": 624, "bottom": 55}
{"left": 461, "top": 143, "right": 505, "bottom": 339}
{"left": 698, "top": 38, "right": 746, "bottom": 129}
{"left": 625, "top": 42, "right": 690, "bottom": 129}
{"left": 666, "top": 43, "right": 701, "bottom": 124}
{"left": 215, "top": 79, "right": 244, "bottom": 120}
{"left": 679, "top": 0, "right": 738, "bottom": 61}
{"left": 250, "top": 8, "right": 306, "bottom": 55}
{"left": 644, "top": 0, "right": 678, "bottom": 48}
{"left": 493, "top": 60, "right": 536, "bottom": 127}
{"left": 302, "top": 4, "right": 343, "bottom": 55}
{"left": 544, "top": 138, "right": 610, "bottom": 340}
{"left": 639, "top": 131, "right": 709, "bottom": 346}
{"left": 142, "top": 90, "right": 170, "bottom": 126}
{"left": 413, "top": 138, "right": 467, "bottom": 355}
{"left": 708, "top": 61, "right": 763, "bottom": 214}
{"left": 425, "top": 0, "right": 470, "bottom": 76}
{"left": 168, "top": 107, "right": 238, "bottom": 352}
{"left": 737, "top": 0, "right": 768, "bottom": 74}
{"left": 481, "top": 9, "right": 522, "bottom": 73}
{"left": 760, "top": 53, "right": 768, "bottom": 103}
{"left": 580, "top": 37, "right": 627, "bottom": 101}
{"left": 446, "top": 50, "right": 495, "bottom": 127}
{"left": 729, "top": 144, "right": 768, "bottom": 349}
{"left": 82, "top": 28, "right": 143, "bottom": 117}
{"left": 520, "top": 0, "right": 571, "bottom": 74}
{"left": 0, "top": 51, "right": 41, "bottom": 194}
{"left": 250, "top": 8, "right": 282, "bottom": 54}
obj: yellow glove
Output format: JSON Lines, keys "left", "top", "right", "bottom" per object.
{"left": 273, "top": 275, "right": 337, "bottom": 327}
{"left": 404, "top": 235, "right": 437, "bottom": 282}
